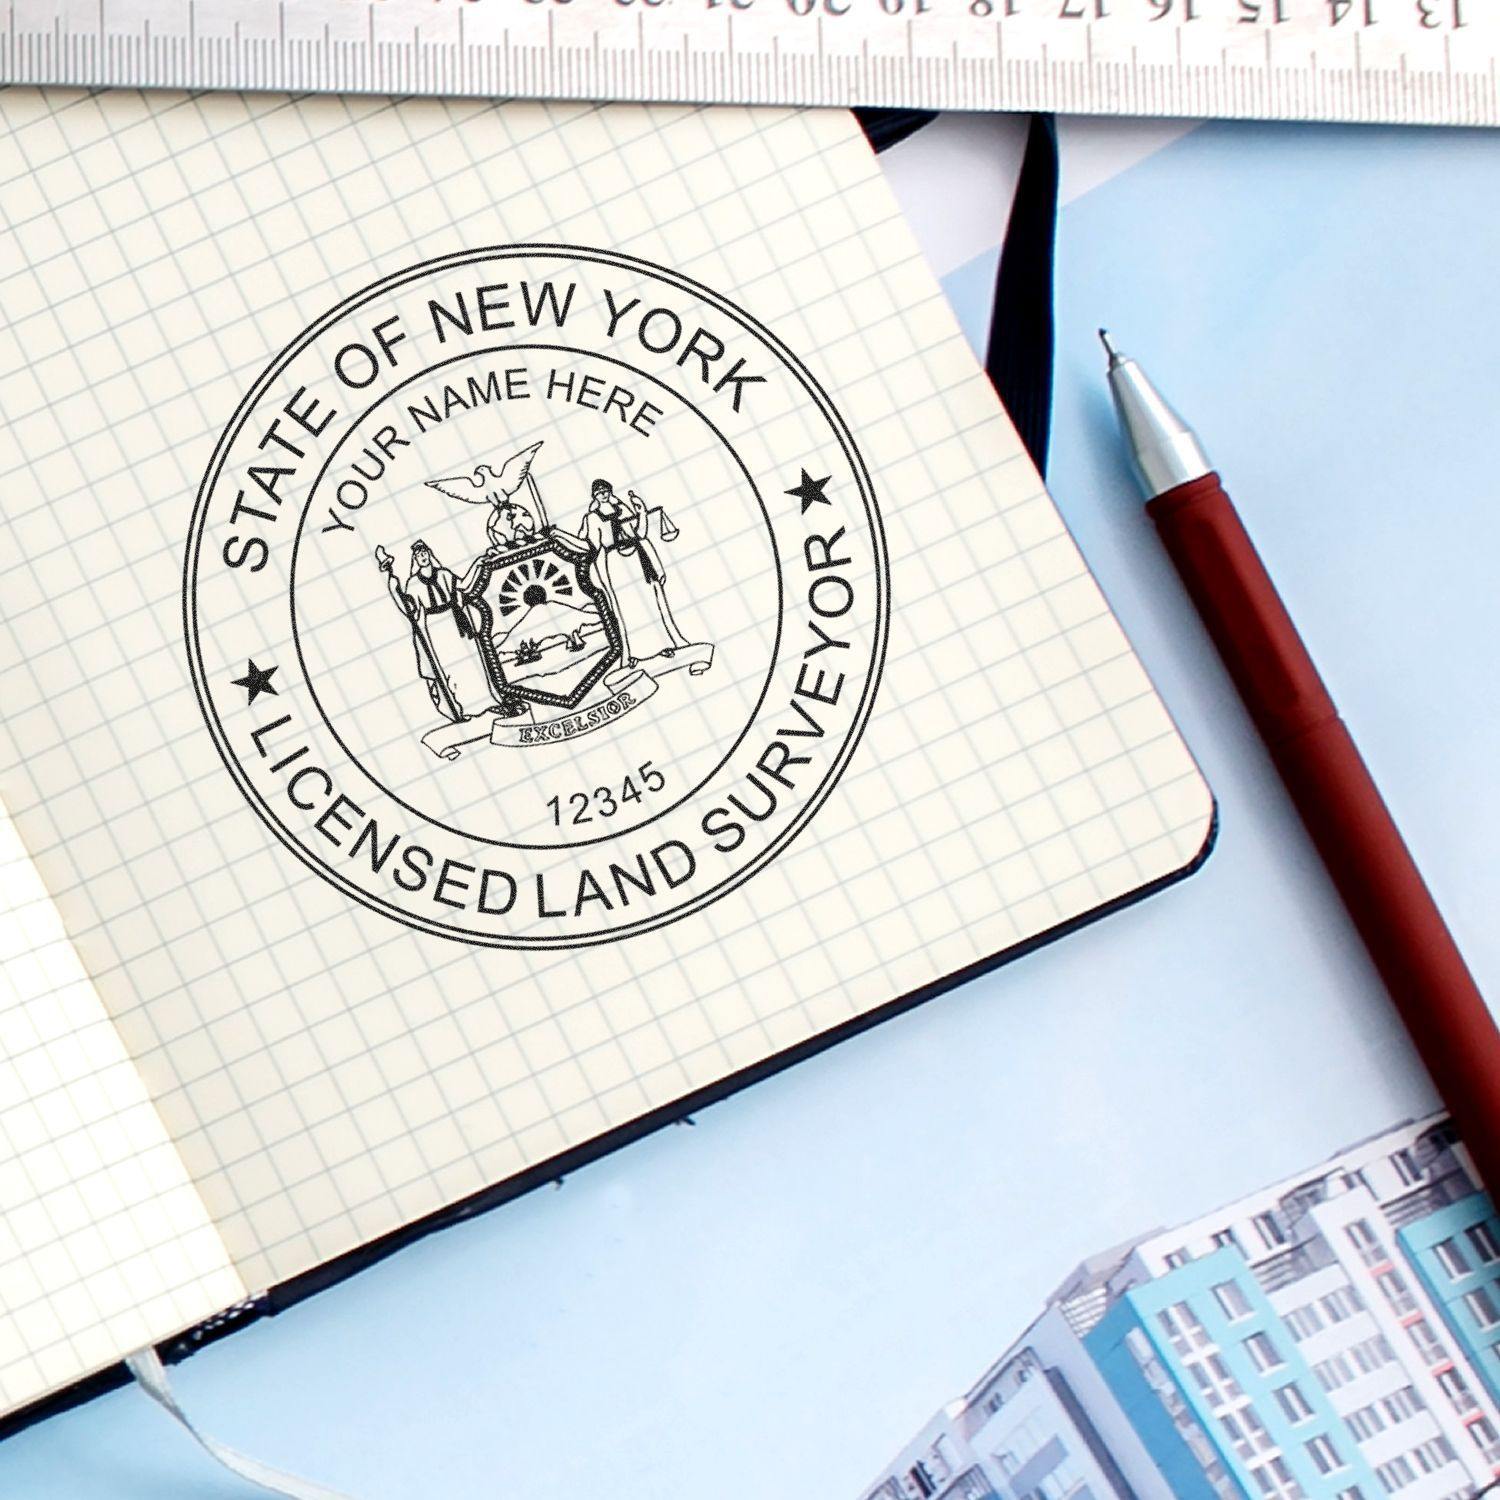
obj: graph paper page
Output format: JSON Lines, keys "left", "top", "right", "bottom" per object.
{"left": 0, "top": 796, "right": 245, "bottom": 1416}
{"left": 0, "top": 90, "right": 1211, "bottom": 1322}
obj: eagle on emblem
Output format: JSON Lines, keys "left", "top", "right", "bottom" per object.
{"left": 425, "top": 439, "right": 546, "bottom": 551}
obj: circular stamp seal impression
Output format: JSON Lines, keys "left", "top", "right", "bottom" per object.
{"left": 185, "top": 246, "right": 888, "bottom": 948}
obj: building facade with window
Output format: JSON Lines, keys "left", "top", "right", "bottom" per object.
{"left": 862, "top": 1115, "right": 1500, "bottom": 1500}
{"left": 859, "top": 1324, "right": 1154, "bottom": 1500}
{"left": 863, "top": 1411, "right": 1000, "bottom": 1500}
{"left": 1081, "top": 1246, "right": 1383, "bottom": 1500}
{"left": 1400, "top": 1196, "right": 1500, "bottom": 1412}
{"left": 957, "top": 1339, "right": 1142, "bottom": 1500}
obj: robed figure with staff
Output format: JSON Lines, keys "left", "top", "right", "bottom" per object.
{"left": 376, "top": 539, "right": 521, "bottom": 722}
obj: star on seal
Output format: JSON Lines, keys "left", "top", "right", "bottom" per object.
{"left": 231, "top": 659, "right": 280, "bottom": 704}
{"left": 785, "top": 469, "right": 832, "bottom": 514}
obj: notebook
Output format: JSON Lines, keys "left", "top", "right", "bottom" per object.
{"left": 0, "top": 88, "right": 1213, "bottom": 1427}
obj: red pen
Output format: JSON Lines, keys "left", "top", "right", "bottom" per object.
{"left": 1102, "top": 330, "right": 1500, "bottom": 1192}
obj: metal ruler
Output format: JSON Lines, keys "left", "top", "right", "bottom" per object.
{"left": 2, "top": 0, "right": 1497, "bottom": 125}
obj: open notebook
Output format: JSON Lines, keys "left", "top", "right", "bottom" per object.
{"left": 0, "top": 89, "right": 1213, "bottom": 1427}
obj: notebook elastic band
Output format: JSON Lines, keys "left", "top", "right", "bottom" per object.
{"left": 126, "top": 1347, "right": 355, "bottom": 1500}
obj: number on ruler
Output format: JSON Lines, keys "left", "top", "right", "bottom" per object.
{"left": 0, "top": 0, "right": 1497, "bottom": 127}
{"left": 1416, "top": 0, "right": 1465, "bottom": 28}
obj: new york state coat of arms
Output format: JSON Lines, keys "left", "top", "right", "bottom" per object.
{"left": 377, "top": 439, "right": 714, "bottom": 759}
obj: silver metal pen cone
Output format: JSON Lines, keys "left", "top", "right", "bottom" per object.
{"left": 1101, "top": 333, "right": 1212, "bottom": 499}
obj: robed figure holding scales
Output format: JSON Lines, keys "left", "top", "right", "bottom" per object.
{"left": 555, "top": 478, "right": 696, "bottom": 673}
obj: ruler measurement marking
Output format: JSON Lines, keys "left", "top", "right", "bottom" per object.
{"left": 2, "top": 0, "right": 1498, "bottom": 125}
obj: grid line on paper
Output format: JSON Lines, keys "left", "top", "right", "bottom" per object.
{"left": 0, "top": 796, "right": 245, "bottom": 1416}
{"left": 0, "top": 89, "right": 1211, "bottom": 1308}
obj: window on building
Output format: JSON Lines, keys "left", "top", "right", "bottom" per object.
{"left": 1306, "top": 1433, "right": 1346, "bottom": 1475}
{"left": 1190, "top": 1352, "right": 1245, "bottom": 1409}
{"left": 1463, "top": 1285, "right": 1500, "bottom": 1330}
{"left": 1213, "top": 1229, "right": 1241, "bottom": 1254}
{"left": 1213, "top": 1280, "right": 1253, "bottom": 1321}
{"left": 1250, "top": 1457, "right": 1304, "bottom": 1500}
{"left": 1345, "top": 1219, "right": 1384, "bottom": 1267}
{"left": 1221, "top": 1412, "right": 1257, "bottom": 1462}
{"left": 1165, "top": 1249, "right": 1191, "bottom": 1269}
{"left": 1313, "top": 1355, "right": 1353, "bottom": 1393}
{"left": 1285, "top": 1304, "right": 1325, "bottom": 1341}
{"left": 1469, "top": 1416, "right": 1500, "bottom": 1463}
{"left": 1348, "top": 1335, "right": 1393, "bottom": 1375}
{"left": 1468, "top": 1221, "right": 1500, "bottom": 1265}
{"left": 1274, "top": 1382, "right": 1315, "bottom": 1424}
{"left": 1158, "top": 1302, "right": 1206, "bottom": 1338}
{"left": 1335, "top": 1489, "right": 1365, "bottom": 1500}
{"left": 1202, "top": 1460, "right": 1237, "bottom": 1500}
{"left": 1374, "top": 1456, "right": 1416, "bottom": 1494}
{"left": 1406, "top": 1317, "right": 1448, "bottom": 1366}
{"left": 1245, "top": 1331, "right": 1285, "bottom": 1373}
{"left": 1375, "top": 1268, "right": 1416, "bottom": 1316}
{"left": 1380, "top": 1387, "right": 1425, "bottom": 1424}
{"left": 1390, "top": 1148, "right": 1422, "bottom": 1186}
{"left": 1432, "top": 1236, "right": 1473, "bottom": 1280}
{"left": 1257, "top": 1456, "right": 1306, "bottom": 1500}
{"left": 1043, "top": 1453, "right": 1085, "bottom": 1499}
{"left": 905, "top": 1463, "right": 937, "bottom": 1499}
{"left": 1321, "top": 1286, "right": 1364, "bottom": 1323}
{"left": 1409, "top": 1437, "right": 1454, "bottom": 1475}
{"left": 1208, "top": 1353, "right": 1240, "bottom": 1391}
{"left": 1159, "top": 1301, "right": 1211, "bottom": 1357}
{"left": 1435, "top": 1367, "right": 1476, "bottom": 1414}
{"left": 1346, "top": 1402, "right": 1388, "bottom": 1442}
{"left": 1253, "top": 1212, "right": 1287, "bottom": 1252}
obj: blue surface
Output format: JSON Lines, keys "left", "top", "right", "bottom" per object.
{"left": 5, "top": 119, "right": 1500, "bottom": 1499}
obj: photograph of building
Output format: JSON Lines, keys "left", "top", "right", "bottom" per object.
{"left": 864, "top": 1115, "right": 1500, "bottom": 1500}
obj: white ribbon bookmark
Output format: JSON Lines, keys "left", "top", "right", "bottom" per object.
{"left": 126, "top": 1347, "right": 355, "bottom": 1500}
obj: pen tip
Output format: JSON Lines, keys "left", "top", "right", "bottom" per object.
{"left": 1098, "top": 328, "right": 1123, "bottom": 367}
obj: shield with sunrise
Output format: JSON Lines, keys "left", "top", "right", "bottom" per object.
{"left": 463, "top": 535, "right": 622, "bottom": 710}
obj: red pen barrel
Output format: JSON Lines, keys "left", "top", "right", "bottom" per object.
{"left": 1148, "top": 473, "right": 1500, "bottom": 1192}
